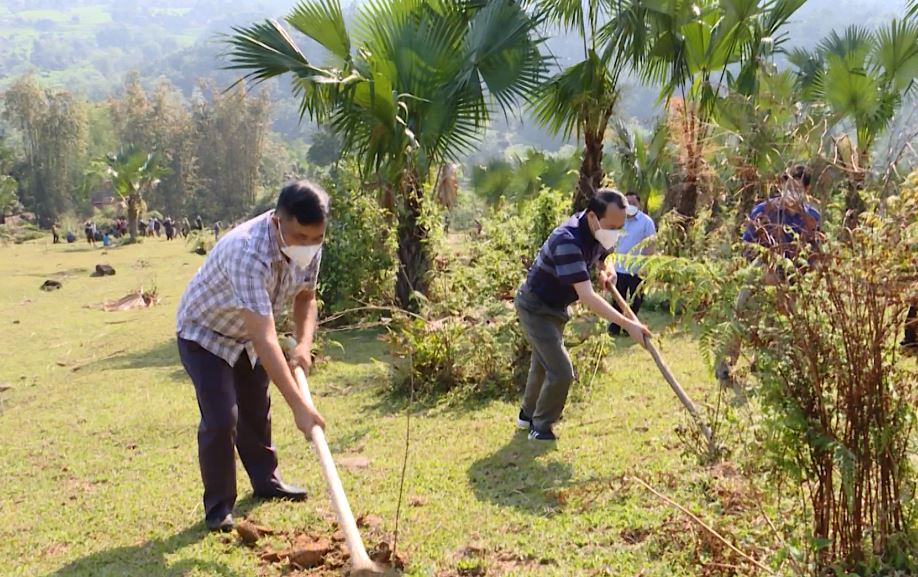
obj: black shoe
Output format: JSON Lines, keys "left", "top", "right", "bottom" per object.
{"left": 516, "top": 408, "right": 532, "bottom": 430}
{"left": 528, "top": 425, "right": 558, "bottom": 441}
{"left": 254, "top": 481, "right": 307, "bottom": 502}
{"left": 206, "top": 513, "right": 234, "bottom": 532}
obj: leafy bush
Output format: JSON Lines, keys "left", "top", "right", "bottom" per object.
{"left": 737, "top": 182, "right": 918, "bottom": 573}
{"left": 185, "top": 229, "right": 212, "bottom": 255}
{"left": 643, "top": 176, "right": 918, "bottom": 572}
{"left": 0, "top": 221, "right": 45, "bottom": 244}
{"left": 388, "top": 187, "right": 605, "bottom": 400}
{"left": 315, "top": 168, "right": 396, "bottom": 315}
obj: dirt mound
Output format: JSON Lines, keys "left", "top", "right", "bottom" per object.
{"left": 40, "top": 280, "right": 62, "bottom": 291}
{"left": 233, "top": 516, "right": 406, "bottom": 576}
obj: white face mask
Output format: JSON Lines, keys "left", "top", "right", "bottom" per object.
{"left": 594, "top": 228, "right": 622, "bottom": 250}
{"left": 626, "top": 204, "right": 639, "bottom": 217}
{"left": 277, "top": 221, "right": 321, "bottom": 268}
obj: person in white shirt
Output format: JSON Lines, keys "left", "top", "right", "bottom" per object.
{"left": 608, "top": 192, "right": 656, "bottom": 336}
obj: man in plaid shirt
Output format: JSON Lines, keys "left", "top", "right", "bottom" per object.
{"left": 176, "top": 181, "right": 328, "bottom": 531}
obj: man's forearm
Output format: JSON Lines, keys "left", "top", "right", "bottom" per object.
{"left": 580, "top": 289, "right": 633, "bottom": 328}
{"left": 251, "top": 334, "right": 308, "bottom": 409}
{"left": 294, "top": 293, "right": 319, "bottom": 348}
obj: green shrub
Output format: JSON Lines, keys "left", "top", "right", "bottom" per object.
{"left": 315, "top": 168, "right": 396, "bottom": 315}
{"left": 388, "top": 187, "right": 609, "bottom": 401}
{"left": 0, "top": 221, "right": 45, "bottom": 244}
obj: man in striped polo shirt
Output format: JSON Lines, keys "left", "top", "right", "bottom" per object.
{"left": 516, "top": 188, "right": 651, "bottom": 441}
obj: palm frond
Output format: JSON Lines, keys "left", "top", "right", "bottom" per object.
{"left": 874, "top": 17, "right": 918, "bottom": 93}
{"left": 223, "top": 19, "right": 324, "bottom": 84}
{"left": 286, "top": 0, "right": 352, "bottom": 64}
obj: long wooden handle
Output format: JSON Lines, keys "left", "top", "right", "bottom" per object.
{"left": 292, "top": 366, "right": 374, "bottom": 568}
{"left": 610, "top": 286, "right": 714, "bottom": 443}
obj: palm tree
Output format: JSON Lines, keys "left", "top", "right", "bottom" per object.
{"left": 225, "top": 0, "right": 546, "bottom": 309}
{"left": 470, "top": 148, "right": 578, "bottom": 205}
{"left": 604, "top": 0, "right": 805, "bottom": 219}
{"left": 606, "top": 118, "right": 669, "bottom": 213}
{"left": 528, "top": 0, "right": 630, "bottom": 212}
{"left": 789, "top": 18, "right": 918, "bottom": 225}
{"left": 95, "top": 148, "right": 167, "bottom": 241}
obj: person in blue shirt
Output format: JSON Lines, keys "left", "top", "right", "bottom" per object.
{"left": 608, "top": 192, "right": 656, "bottom": 336}
{"left": 515, "top": 188, "right": 651, "bottom": 441}
{"left": 716, "top": 164, "right": 821, "bottom": 391}
{"left": 742, "top": 164, "right": 821, "bottom": 259}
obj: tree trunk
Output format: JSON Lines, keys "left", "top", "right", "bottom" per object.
{"left": 843, "top": 155, "right": 868, "bottom": 231}
{"left": 127, "top": 193, "right": 140, "bottom": 241}
{"left": 572, "top": 130, "right": 604, "bottom": 213}
{"left": 395, "top": 175, "right": 429, "bottom": 311}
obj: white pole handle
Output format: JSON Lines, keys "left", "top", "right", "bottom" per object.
{"left": 292, "top": 366, "right": 374, "bottom": 569}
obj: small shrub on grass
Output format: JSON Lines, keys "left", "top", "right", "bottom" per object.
{"left": 315, "top": 168, "right": 396, "bottom": 315}
{"left": 185, "top": 229, "right": 212, "bottom": 255}
{"left": 389, "top": 187, "right": 605, "bottom": 400}
{"left": 0, "top": 221, "right": 44, "bottom": 244}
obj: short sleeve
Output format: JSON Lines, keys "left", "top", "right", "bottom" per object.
{"left": 552, "top": 241, "right": 590, "bottom": 285}
{"left": 225, "top": 250, "right": 273, "bottom": 316}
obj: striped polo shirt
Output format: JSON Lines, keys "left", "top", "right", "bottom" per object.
{"left": 525, "top": 211, "right": 607, "bottom": 309}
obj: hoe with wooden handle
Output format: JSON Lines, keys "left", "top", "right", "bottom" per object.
{"left": 285, "top": 339, "right": 394, "bottom": 577}
{"left": 609, "top": 286, "right": 714, "bottom": 445}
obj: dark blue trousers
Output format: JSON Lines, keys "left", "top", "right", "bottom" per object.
{"left": 177, "top": 337, "right": 280, "bottom": 524}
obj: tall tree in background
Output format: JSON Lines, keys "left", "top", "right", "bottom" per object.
{"left": 226, "top": 0, "right": 546, "bottom": 309}
{"left": 95, "top": 147, "right": 168, "bottom": 240}
{"left": 110, "top": 75, "right": 198, "bottom": 219}
{"left": 605, "top": 0, "right": 805, "bottom": 220}
{"left": 528, "top": 0, "right": 630, "bottom": 212}
{"left": 790, "top": 17, "right": 918, "bottom": 227}
{"left": 191, "top": 83, "right": 270, "bottom": 222}
{"left": 2, "top": 75, "right": 87, "bottom": 225}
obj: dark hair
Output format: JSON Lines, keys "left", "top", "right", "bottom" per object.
{"left": 587, "top": 188, "right": 627, "bottom": 218}
{"left": 782, "top": 164, "right": 811, "bottom": 188}
{"left": 625, "top": 191, "right": 639, "bottom": 199}
{"left": 276, "top": 180, "right": 330, "bottom": 225}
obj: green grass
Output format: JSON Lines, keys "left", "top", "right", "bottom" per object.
{"left": 0, "top": 236, "right": 767, "bottom": 577}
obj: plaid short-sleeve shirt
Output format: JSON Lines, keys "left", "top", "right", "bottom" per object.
{"left": 176, "top": 210, "right": 321, "bottom": 367}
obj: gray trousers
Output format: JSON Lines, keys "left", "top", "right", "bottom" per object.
{"left": 515, "top": 285, "right": 574, "bottom": 432}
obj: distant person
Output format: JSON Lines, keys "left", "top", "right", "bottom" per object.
{"left": 182, "top": 217, "right": 191, "bottom": 238}
{"left": 213, "top": 221, "right": 221, "bottom": 241}
{"left": 608, "top": 192, "right": 656, "bottom": 336}
{"left": 65, "top": 231, "right": 76, "bottom": 244}
{"left": 139, "top": 219, "right": 147, "bottom": 237}
{"left": 51, "top": 223, "right": 60, "bottom": 244}
{"left": 715, "top": 164, "right": 822, "bottom": 390}
{"left": 154, "top": 218, "right": 162, "bottom": 238}
{"left": 102, "top": 232, "right": 111, "bottom": 247}
{"left": 196, "top": 215, "right": 204, "bottom": 231}
{"left": 84, "top": 220, "right": 96, "bottom": 246}
{"left": 148, "top": 217, "right": 156, "bottom": 238}
{"left": 175, "top": 181, "right": 329, "bottom": 532}
{"left": 164, "top": 217, "right": 175, "bottom": 241}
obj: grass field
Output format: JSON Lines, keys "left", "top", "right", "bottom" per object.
{"left": 0, "top": 235, "right": 769, "bottom": 577}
